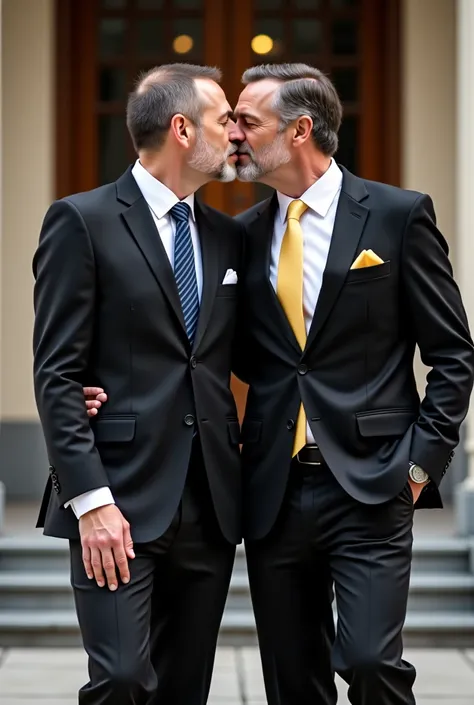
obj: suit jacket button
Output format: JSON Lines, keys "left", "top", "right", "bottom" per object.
{"left": 184, "top": 414, "right": 195, "bottom": 426}
{"left": 297, "top": 364, "right": 308, "bottom": 375}
{"left": 287, "top": 419, "right": 295, "bottom": 430}
{"left": 190, "top": 356, "right": 197, "bottom": 369}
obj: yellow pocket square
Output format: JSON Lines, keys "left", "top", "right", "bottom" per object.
{"left": 350, "top": 249, "right": 384, "bottom": 270}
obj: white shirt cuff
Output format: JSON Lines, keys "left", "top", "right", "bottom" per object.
{"left": 64, "top": 487, "right": 115, "bottom": 519}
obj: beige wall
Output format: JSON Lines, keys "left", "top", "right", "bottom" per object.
{"left": 401, "top": 0, "right": 456, "bottom": 392}
{"left": 402, "top": 0, "right": 456, "bottom": 251}
{"left": 1, "top": 0, "right": 54, "bottom": 421}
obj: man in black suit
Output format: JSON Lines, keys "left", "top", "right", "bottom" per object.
{"left": 33, "top": 63, "right": 242, "bottom": 705}
{"left": 228, "top": 64, "right": 474, "bottom": 705}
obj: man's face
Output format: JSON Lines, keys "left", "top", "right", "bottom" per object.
{"left": 188, "top": 78, "right": 238, "bottom": 183}
{"left": 231, "top": 79, "right": 291, "bottom": 182}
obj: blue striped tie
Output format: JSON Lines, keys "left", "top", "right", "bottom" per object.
{"left": 170, "top": 202, "right": 199, "bottom": 343}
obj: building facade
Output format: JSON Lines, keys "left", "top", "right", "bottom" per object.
{"left": 1, "top": 0, "right": 473, "bottom": 533}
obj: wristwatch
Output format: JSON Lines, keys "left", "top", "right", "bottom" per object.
{"left": 409, "top": 462, "right": 430, "bottom": 484}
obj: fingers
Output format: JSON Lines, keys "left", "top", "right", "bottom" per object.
{"left": 82, "top": 544, "right": 93, "bottom": 580}
{"left": 86, "top": 399, "right": 100, "bottom": 410}
{"left": 83, "top": 386, "right": 104, "bottom": 397}
{"left": 123, "top": 520, "right": 135, "bottom": 561}
{"left": 84, "top": 543, "right": 120, "bottom": 590}
{"left": 90, "top": 546, "right": 105, "bottom": 588}
{"left": 101, "top": 546, "right": 119, "bottom": 591}
{"left": 86, "top": 399, "right": 101, "bottom": 417}
{"left": 79, "top": 507, "right": 132, "bottom": 591}
{"left": 113, "top": 542, "right": 130, "bottom": 586}
{"left": 85, "top": 396, "right": 108, "bottom": 418}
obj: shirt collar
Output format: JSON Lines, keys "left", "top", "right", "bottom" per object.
{"left": 131, "top": 159, "right": 196, "bottom": 221}
{"left": 277, "top": 158, "right": 343, "bottom": 224}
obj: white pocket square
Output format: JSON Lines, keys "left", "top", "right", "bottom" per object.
{"left": 222, "top": 269, "right": 238, "bottom": 285}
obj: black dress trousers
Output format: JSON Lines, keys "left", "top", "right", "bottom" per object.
{"left": 246, "top": 461, "right": 416, "bottom": 705}
{"left": 70, "top": 443, "right": 236, "bottom": 705}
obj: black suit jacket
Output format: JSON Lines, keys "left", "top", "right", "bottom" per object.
{"left": 33, "top": 168, "right": 243, "bottom": 544}
{"left": 235, "top": 167, "right": 474, "bottom": 540}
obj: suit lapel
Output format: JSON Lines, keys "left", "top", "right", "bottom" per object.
{"left": 192, "top": 200, "right": 219, "bottom": 352}
{"left": 117, "top": 169, "right": 187, "bottom": 338}
{"left": 305, "top": 168, "right": 369, "bottom": 351}
{"left": 248, "top": 195, "right": 302, "bottom": 355}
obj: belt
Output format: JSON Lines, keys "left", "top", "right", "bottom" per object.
{"left": 296, "top": 445, "right": 325, "bottom": 466}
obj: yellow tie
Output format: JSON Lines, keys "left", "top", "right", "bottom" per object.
{"left": 277, "top": 199, "right": 308, "bottom": 457}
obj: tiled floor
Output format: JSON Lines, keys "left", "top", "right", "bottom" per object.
{"left": 0, "top": 647, "right": 474, "bottom": 704}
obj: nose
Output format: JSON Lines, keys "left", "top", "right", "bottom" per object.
{"left": 229, "top": 121, "right": 245, "bottom": 143}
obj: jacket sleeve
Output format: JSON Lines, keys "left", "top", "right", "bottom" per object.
{"left": 402, "top": 193, "right": 474, "bottom": 484}
{"left": 33, "top": 199, "right": 110, "bottom": 504}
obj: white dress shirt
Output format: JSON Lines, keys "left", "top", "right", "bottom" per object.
{"left": 271, "top": 158, "right": 343, "bottom": 444}
{"left": 66, "top": 160, "right": 203, "bottom": 519}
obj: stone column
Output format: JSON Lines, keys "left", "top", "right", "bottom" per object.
{"left": 455, "top": 0, "right": 474, "bottom": 535}
{"left": 0, "top": 0, "right": 5, "bottom": 532}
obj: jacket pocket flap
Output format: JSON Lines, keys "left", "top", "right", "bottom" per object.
{"left": 241, "top": 420, "right": 262, "bottom": 444}
{"left": 216, "top": 283, "right": 238, "bottom": 297}
{"left": 227, "top": 420, "right": 241, "bottom": 446}
{"left": 93, "top": 416, "right": 136, "bottom": 443}
{"left": 356, "top": 409, "right": 416, "bottom": 437}
{"left": 345, "top": 260, "right": 391, "bottom": 284}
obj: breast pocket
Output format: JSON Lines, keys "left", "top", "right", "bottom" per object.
{"left": 345, "top": 260, "right": 391, "bottom": 284}
{"left": 216, "top": 283, "right": 238, "bottom": 298}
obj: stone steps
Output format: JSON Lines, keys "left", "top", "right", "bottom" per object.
{"left": 0, "top": 535, "right": 473, "bottom": 647}
{"left": 2, "top": 569, "right": 473, "bottom": 614}
{"left": 1, "top": 536, "right": 471, "bottom": 572}
{"left": 1, "top": 607, "right": 474, "bottom": 649}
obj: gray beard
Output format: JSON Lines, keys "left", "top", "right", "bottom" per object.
{"left": 189, "top": 132, "right": 237, "bottom": 183}
{"left": 236, "top": 135, "right": 291, "bottom": 182}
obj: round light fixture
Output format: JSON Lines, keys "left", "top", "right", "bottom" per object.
{"left": 173, "top": 34, "right": 194, "bottom": 54}
{"left": 251, "top": 34, "right": 274, "bottom": 55}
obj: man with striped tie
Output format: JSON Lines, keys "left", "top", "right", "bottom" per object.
{"left": 229, "top": 63, "right": 474, "bottom": 705}
{"left": 33, "top": 63, "right": 242, "bottom": 705}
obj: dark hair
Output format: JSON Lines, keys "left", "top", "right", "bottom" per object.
{"left": 127, "top": 63, "right": 222, "bottom": 151}
{"left": 242, "top": 63, "right": 342, "bottom": 156}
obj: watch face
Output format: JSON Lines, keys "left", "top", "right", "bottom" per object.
{"left": 411, "top": 465, "right": 428, "bottom": 483}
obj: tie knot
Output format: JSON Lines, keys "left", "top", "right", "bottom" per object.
{"left": 287, "top": 199, "right": 308, "bottom": 222}
{"left": 170, "top": 202, "right": 190, "bottom": 223}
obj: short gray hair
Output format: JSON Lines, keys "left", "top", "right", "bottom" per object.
{"left": 127, "top": 63, "right": 222, "bottom": 151}
{"left": 242, "top": 63, "right": 342, "bottom": 157}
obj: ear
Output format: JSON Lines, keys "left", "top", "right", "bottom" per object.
{"left": 292, "top": 115, "right": 313, "bottom": 147}
{"left": 170, "top": 114, "right": 195, "bottom": 148}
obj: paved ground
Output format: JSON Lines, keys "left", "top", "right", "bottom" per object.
{"left": 0, "top": 646, "right": 473, "bottom": 704}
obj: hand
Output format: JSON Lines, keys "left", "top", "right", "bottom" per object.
{"left": 83, "top": 386, "right": 108, "bottom": 417}
{"left": 79, "top": 504, "right": 134, "bottom": 590}
{"left": 408, "top": 478, "right": 429, "bottom": 505}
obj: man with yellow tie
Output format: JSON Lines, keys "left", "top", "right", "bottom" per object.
{"left": 231, "top": 64, "right": 474, "bottom": 705}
